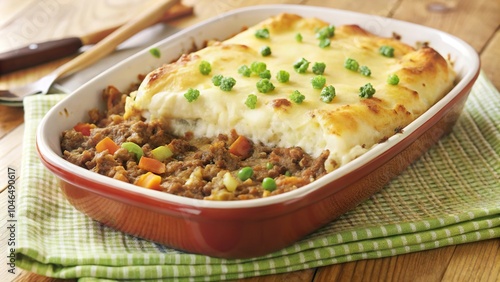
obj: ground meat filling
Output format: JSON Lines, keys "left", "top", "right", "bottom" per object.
{"left": 61, "top": 86, "right": 329, "bottom": 200}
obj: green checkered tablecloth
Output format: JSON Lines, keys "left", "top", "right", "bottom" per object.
{"left": 17, "top": 72, "right": 499, "bottom": 281}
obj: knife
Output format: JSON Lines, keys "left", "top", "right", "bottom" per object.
{"left": 0, "top": 3, "right": 193, "bottom": 75}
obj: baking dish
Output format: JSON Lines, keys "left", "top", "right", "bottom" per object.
{"left": 36, "top": 5, "right": 480, "bottom": 258}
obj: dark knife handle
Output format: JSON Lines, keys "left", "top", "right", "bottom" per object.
{"left": 0, "top": 37, "right": 83, "bottom": 75}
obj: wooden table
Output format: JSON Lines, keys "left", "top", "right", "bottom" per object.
{"left": 1, "top": 0, "right": 498, "bottom": 281}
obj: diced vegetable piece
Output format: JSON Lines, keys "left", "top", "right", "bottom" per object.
{"left": 293, "top": 58, "right": 310, "bottom": 73}
{"left": 223, "top": 172, "right": 239, "bottom": 192}
{"left": 359, "top": 83, "right": 376, "bottom": 98}
{"left": 96, "top": 137, "right": 120, "bottom": 155}
{"left": 73, "top": 123, "right": 93, "bottom": 136}
{"left": 245, "top": 94, "right": 258, "bottom": 109}
{"left": 320, "top": 85, "right": 336, "bottom": 103}
{"left": 228, "top": 135, "right": 252, "bottom": 158}
{"left": 262, "top": 177, "right": 277, "bottom": 191}
{"left": 295, "top": 33, "right": 303, "bottom": 42}
{"left": 237, "top": 167, "right": 254, "bottom": 181}
{"left": 260, "top": 45, "right": 272, "bottom": 56}
{"left": 121, "top": 142, "right": 143, "bottom": 160}
{"left": 219, "top": 77, "right": 236, "bottom": 91}
{"left": 311, "top": 75, "right": 326, "bottom": 89}
{"left": 199, "top": 60, "right": 211, "bottom": 75}
{"left": 315, "top": 25, "right": 335, "bottom": 39}
{"left": 250, "top": 61, "right": 267, "bottom": 74}
{"left": 149, "top": 48, "right": 161, "bottom": 58}
{"left": 138, "top": 156, "right": 166, "bottom": 174}
{"left": 379, "top": 45, "right": 395, "bottom": 57}
{"left": 256, "top": 78, "right": 275, "bottom": 93}
{"left": 318, "top": 38, "right": 331, "bottom": 48}
{"left": 212, "top": 74, "right": 223, "bottom": 86}
{"left": 387, "top": 74, "right": 400, "bottom": 85}
{"left": 151, "top": 145, "right": 173, "bottom": 162}
{"left": 255, "top": 28, "right": 270, "bottom": 39}
{"left": 312, "top": 62, "right": 326, "bottom": 75}
{"left": 359, "top": 66, "right": 371, "bottom": 76}
{"left": 238, "top": 65, "right": 252, "bottom": 77}
{"left": 135, "top": 172, "right": 162, "bottom": 190}
{"left": 184, "top": 88, "right": 200, "bottom": 102}
{"left": 276, "top": 70, "right": 290, "bottom": 83}
{"left": 344, "top": 58, "right": 359, "bottom": 71}
{"left": 259, "top": 69, "right": 271, "bottom": 79}
{"left": 185, "top": 167, "right": 202, "bottom": 186}
{"left": 290, "top": 90, "right": 305, "bottom": 104}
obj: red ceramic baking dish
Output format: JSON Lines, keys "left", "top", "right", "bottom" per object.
{"left": 36, "top": 5, "right": 480, "bottom": 258}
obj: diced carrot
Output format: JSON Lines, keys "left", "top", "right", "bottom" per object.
{"left": 138, "top": 156, "right": 166, "bottom": 174}
{"left": 95, "top": 137, "right": 120, "bottom": 155}
{"left": 228, "top": 135, "right": 252, "bottom": 158}
{"left": 135, "top": 172, "right": 162, "bottom": 190}
{"left": 73, "top": 122, "right": 93, "bottom": 136}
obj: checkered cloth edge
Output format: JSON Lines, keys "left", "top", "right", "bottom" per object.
{"left": 16, "top": 71, "right": 500, "bottom": 281}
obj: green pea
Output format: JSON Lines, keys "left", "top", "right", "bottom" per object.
{"left": 255, "top": 28, "right": 270, "bottom": 39}
{"left": 219, "top": 77, "right": 236, "bottom": 91}
{"left": 149, "top": 48, "right": 161, "bottom": 58}
{"left": 245, "top": 94, "right": 257, "bottom": 109}
{"left": 250, "top": 61, "right": 267, "bottom": 74}
{"left": 359, "top": 83, "right": 376, "bottom": 98}
{"left": 256, "top": 78, "right": 275, "bottom": 93}
{"left": 318, "top": 38, "right": 330, "bottom": 48}
{"left": 311, "top": 75, "right": 326, "bottom": 89}
{"left": 238, "top": 65, "right": 251, "bottom": 77}
{"left": 184, "top": 88, "right": 200, "bottom": 102}
{"left": 262, "top": 177, "right": 277, "bottom": 191}
{"left": 295, "top": 33, "right": 303, "bottom": 42}
{"left": 359, "top": 66, "right": 371, "bottom": 77}
{"left": 312, "top": 62, "right": 326, "bottom": 75}
{"left": 259, "top": 69, "right": 271, "bottom": 79}
{"left": 212, "top": 74, "right": 223, "bottom": 86}
{"left": 387, "top": 74, "right": 400, "bottom": 85}
{"left": 290, "top": 90, "right": 305, "bottom": 104}
{"left": 238, "top": 167, "right": 254, "bottom": 181}
{"left": 344, "top": 58, "right": 359, "bottom": 71}
{"left": 379, "top": 45, "right": 395, "bottom": 57}
{"left": 276, "top": 70, "right": 290, "bottom": 83}
{"left": 199, "top": 60, "right": 211, "bottom": 75}
{"left": 260, "top": 45, "right": 271, "bottom": 56}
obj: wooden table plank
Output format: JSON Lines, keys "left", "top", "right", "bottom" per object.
{"left": 304, "top": 0, "right": 399, "bottom": 15}
{"left": 0, "top": 0, "right": 167, "bottom": 53}
{"left": 0, "top": 105, "right": 23, "bottom": 139}
{"left": 392, "top": 0, "right": 500, "bottom": 90}
{"left": 0, "top": 124, "right": 23, "bottom": 192}
{"left": 480, "top": 30, "right": 500, "bottom": 90}
{"left": 174, "top": 0, "right": 305, "bottom": 29}
{"left": 442, "top": 239, "right": 500, "bottom": 282}
{"left": 392, "top": 0, "right": 499, "bottom": 52}
{"left": 314, "top": 245, "right": 457, "bottom": 281}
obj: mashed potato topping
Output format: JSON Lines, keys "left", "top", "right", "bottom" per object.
{"left": 125, "top": 13, "right": 456, "bottom": 171}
